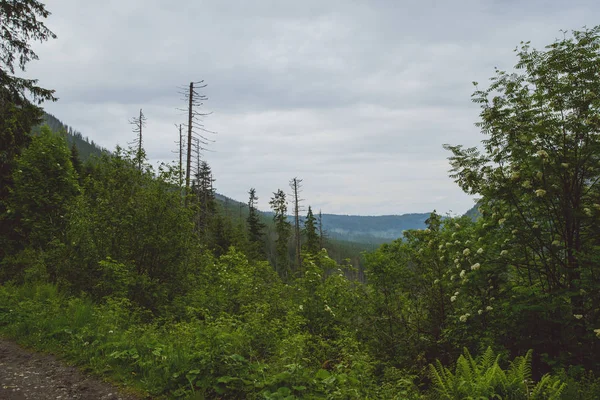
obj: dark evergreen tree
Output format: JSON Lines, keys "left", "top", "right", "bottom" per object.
{"left": 269, "top": 189, "right": 291, "bottom": 278}
{"left": 194, "top": 161, "right": 216, "bottom": 234}
{"left": 70, "top": 142, "right": 83, "bottom": 179}
{"left": 246, "top": 188, "right": 265, "bottom": 259}
{"left": 303, "top": 206, "right": 319, "bottom": 255}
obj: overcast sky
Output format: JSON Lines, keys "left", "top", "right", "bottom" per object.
{"left": 27, "top": 0, "right": 600, "bottom": 215}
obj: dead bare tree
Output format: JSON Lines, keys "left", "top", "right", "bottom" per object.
{"left": 177, "top": 81, "right": 215, "bottom": 199}
{"left": 289, "top": 177, "right": 304, "bottom": 272}
{"left": 128, "top": 108, "right": 146, "bottom": 170}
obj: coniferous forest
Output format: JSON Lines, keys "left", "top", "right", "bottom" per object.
{"left": 2, "top": 2, "right": 600, "bottom": 399}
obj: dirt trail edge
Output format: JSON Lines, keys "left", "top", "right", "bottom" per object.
{"left": 0, "top": 338, "right": 142, "bottom": 400}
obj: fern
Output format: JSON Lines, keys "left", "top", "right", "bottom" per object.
{"left": 428, "top": 347, "right": 565, "bottom": 400}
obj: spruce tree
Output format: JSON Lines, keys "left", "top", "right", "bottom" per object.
{"left": 269, "top": 189, "right": 292, "bottom": 278}
{"left": 246, "top": 188, "right": 265, "bottom": 259}
{"left": 303, "top": 206, "right": 319, "bottom": 254}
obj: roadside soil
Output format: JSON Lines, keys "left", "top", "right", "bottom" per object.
{"left": 0, "top": 338, "right": 142, "bottom": 400}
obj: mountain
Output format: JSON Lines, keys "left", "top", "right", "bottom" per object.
{"left": 35, "top": 112, "right": 109, "bottom": 161}
{"left": 320, "top": 213, "right": 430, "bottom": 244}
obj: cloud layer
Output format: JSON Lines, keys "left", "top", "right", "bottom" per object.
{"left": 28, "top": 0, "right": 600, "bottom": 215}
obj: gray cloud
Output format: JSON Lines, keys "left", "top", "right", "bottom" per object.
{"left": 28, "top": 0, "right": 600, "bottom": 215}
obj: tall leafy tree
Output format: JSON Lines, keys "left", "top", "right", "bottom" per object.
{"left": 445, "top": 26, "right": 600, "bottom": 369}
{"left": 0, "top": 0, "right": 56, "bottom": 263}
{"left": 269, "top": 189, "right": 291, "bottom": 278}
{"left": 2, "top": 126, "right": 79, "bottom": 281}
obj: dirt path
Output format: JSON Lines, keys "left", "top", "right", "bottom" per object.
{"left": 0, "top": 338, "right": 142, "bottom": 400}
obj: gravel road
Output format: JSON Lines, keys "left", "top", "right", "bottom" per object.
{"left": 0, "top": 338, "right": 141, "bottom": 400}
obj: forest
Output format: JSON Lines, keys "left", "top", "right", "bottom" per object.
{"left": 2, "top": 2, "right": 600, "bottom": 399}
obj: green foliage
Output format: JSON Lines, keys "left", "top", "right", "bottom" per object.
{"left": 429, "top": 347, "right": 566, "bottom": 400}
{"left": 4, "top": 19, "right": 600, "bottom": 400}
{"left": 445, "top": 26, "right": 600, "bottom": 370}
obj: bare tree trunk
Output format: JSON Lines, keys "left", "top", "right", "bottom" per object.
{"left": 185, "top": 82, "right": 194, "bottom": 192}
{"left": 290, "top": 177, "right": 303, "bottom": 272}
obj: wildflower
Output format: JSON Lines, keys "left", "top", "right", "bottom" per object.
{"left": 478, "top": 309, "right": 483, "bottom": 315}
{"left": 561, "top": 163, "right": 569, "bottom": 168}
{"left": 490, "top": 297, "right": 495, "bottom": 301}
{"left": 594, "top": 329, "right": 600, "bottom": 338}
{"left": 424, "top": 228, "right": 431, "bottom": 233}
{"left": 533, "top": 223, "right": 539, "bottom": 229}
{"left": 471, "top": 263, "right": 481, "bottom": 271}
{"left": 535, "top": 189, "right": 546, "bottom": 197}
{"left": 454, "top": 258, "right": 460, "bottom": 264}
{"left": 477, "top": 248, "right": 484, "bottom": 254}
{"left": 465, "top": 240, "right": 471, "bottom": 245}
{"left": 324, "top": 305, "right": 335, "bottom": 316}
{"left": 486, "top": 306, "right": 493, "bottom": 311}
{"left": 459, "top": 315, "right": 468, "bottom": 322}
{"left": 108, "top": 330, "right": 114, "bottom": 334}
{"left": 460, "top": 270, "right": 466, "bottom": 279}
{"left": 452, "top": 232, "right": 457, "bottom": 238}
{"left": 552, "top": 240, "right": 560, "bottom": 246}
{"left": 537, "top": 150, "right": 549, "bottom": 158}
{"left": 450, "top": 275, "right": 456, "bottom": 281}
{"left": 434, "top": 279, "right": 440, "bottom": 284}
{"left": 454, "top": 240, "right": 461, "bottom": 245}
{"left": 446, "top": 242, "right": 452, "bottom": 247}
{"left": 451, "top": 296, "right": 457, "bottom": 302}
{"left": 536, "top": 171, "right": 543, "bottom": 179}
{"left": 438, "top": 244, "right": 444, "bottom": 251}
{"left": 299, "top": 305, "right": 304, "bottom": 310}
{"left": 500, "top": 250, "right": 508, "bottom": 256}
{"left": 455, "top": 223, "right": 461, "bottom": 229}
{"left": 454, "top": 291, "right": 459, "bottom": 296}
{"left": 574, "top": 314, "right": 583, "bottom": 320}
{"left": 522, "top": 180, "right": 532, "bottom": 189}
{"left": 584, "top": 208, "right": 592, "bottom": 217}
{"left": 463, "top": 248, "right": 471, "bottom": 256}
{"left": 440, "top": 256, "right": 445, "bottom": 262}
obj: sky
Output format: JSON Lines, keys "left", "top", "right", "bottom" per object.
{"left": 26, "top": 0, "right": 600, "bottom": 215}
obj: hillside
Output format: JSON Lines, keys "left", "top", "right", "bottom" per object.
{"left": 34, "top": 113, "right": 109, "bottom": 161}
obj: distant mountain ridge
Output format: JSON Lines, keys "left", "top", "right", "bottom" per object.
{"left": 319, "top": 212, "right": 430, "bottom": 244}
{"left": 40, "top": 113, "right": 463, "bottom": 245}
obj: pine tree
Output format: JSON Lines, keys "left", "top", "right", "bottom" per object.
{"left": 194, "top": 161, "right": 215, "bottom": 234}
{"left": 70, "top": 142, "right": 83, "bottom": 178}
{"left": 246, "top": 188, "right": 266, "bottom": 259}
{"left": 303, "top": 206, "right": 319, "bottom": 254}
{"left": 269, "top": 189, "right": 291, "bottom": 278}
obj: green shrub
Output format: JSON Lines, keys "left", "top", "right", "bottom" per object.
{"left": 429, "top": 347, "right": 566, "bottom": 399}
